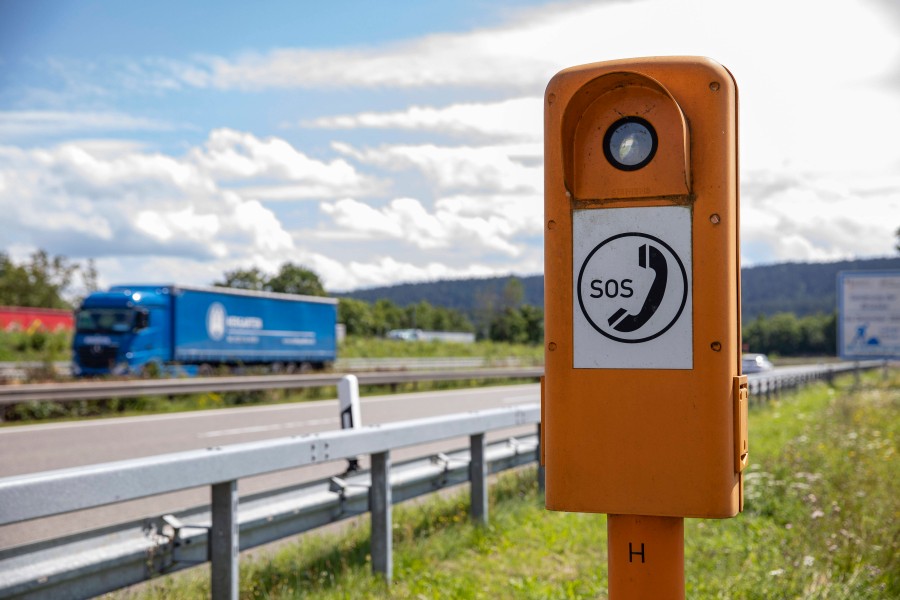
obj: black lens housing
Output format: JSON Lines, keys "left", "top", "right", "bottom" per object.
{"left": 603, "top": 116, "right": 658, "bottom": 171}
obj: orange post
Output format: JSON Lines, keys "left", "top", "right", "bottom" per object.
{"left": 607, "top": 514, "right": 684, "bottom": 599}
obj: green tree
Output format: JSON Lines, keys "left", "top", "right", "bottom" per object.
{"left": 216, "top": 263, "right": 327, "bottom": 297}
{"left": 489, "top": 307, "right": 529, "bottom": 343}
{"left": 267, "top": 263, "right": 326, "bottom": 297}
{"left": 406, "top": 301, "right": 436, "bottom": 330}
{"left": 763, "top": 313, "right": 800, "bottom": 355}
{"left": 501, "top": 277, "right": 525, "bottom": 310}
{"left": 338, "top": 298, "right": 375, "bottom": 336}
{"left": 487, "top": 304, "right": 543, "bottom": 344}
{"left": 520, "top": 304, "right": 544, "bottom": 344}
{"left": 216, "top": 267, "right": 268, "bottom": 291}
{"left": 372, "top": 299, "right": 405, "bottom": 335}
{"left": 0, "top": 250, "right": 79, "bottom": 309}
{"left": 742, "top": 311, "right": 836, "bottom": 356}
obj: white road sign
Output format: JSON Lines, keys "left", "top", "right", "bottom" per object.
{"left": 838, "top": 271, "right": 900, "bottom": 360}
{"left": 573, "top": 206, "right": 692, "bottom": 369}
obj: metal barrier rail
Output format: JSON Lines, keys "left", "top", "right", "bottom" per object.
{"left": 745, "top": 361, "right": 883, "bottom": 404}
{"left": 0, "top": 357, "right": 540, "bottom": 381}
{"left": 0, "top": 361, "right": 880, "bottom": 406}
{"left": 0, "top": 404, "right": 541, "bottom": 599}
{"left": 0, "top": 366, "right": 544, "bottom": 405}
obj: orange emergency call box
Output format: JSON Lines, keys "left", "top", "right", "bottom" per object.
{"left": 542, "top": 57, "right": 747, "bottom": 518}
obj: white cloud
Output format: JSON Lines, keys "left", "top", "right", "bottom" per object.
{"left": 179, "top": 0, "right": 899, "bottom": 177}
{"left": 0, "top": 110, "right": 176, "bottom": 139}
{"left": 304, "top": 97, "right": 543, "bottom": 142}
{"left": 0, "top": 138, "right": 296, "bottom": 268}
{"left": 742, "top": 169, "right": 900, "bottom": 264}
{"left": 320, "top": 255, "right": 500, "bottom": 292}
{"left": 319, "top": 188, "right": 542, "bottom": 258}
{"left": 334, "top": 141, "right": 542, "bottom": 194}
{"left": 189, "top": 128, "right": 378, "bottom": 198}
{"left": 173, "top": 1, "right": 898, "bottom": 97}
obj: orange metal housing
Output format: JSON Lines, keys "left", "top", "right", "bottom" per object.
{"left": 542, "top": 57, "right": 743, "bottom": 518}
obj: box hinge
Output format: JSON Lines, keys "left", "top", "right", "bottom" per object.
{"left": 733, "top": 375, "right": 749, "bottom": 472}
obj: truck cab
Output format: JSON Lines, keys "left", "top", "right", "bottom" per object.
{"left": 72, "top": 286, "right": 171, "bottom": 376}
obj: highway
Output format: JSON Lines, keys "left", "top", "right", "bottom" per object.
{"left": 0, "top": 383, "right": 539, "bottom": 550}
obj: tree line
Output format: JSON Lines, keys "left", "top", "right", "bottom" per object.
{"left": 0, "top": 251, "right": 97, "bottom": 309}
{"left": 0, "top": 251, "right": 858, "bottom": 353}
{"left": 743, "top": 312, "right": 837, "bottom": 357}
{"left": 215, "top": 264, "right": 544, "bottom": 344}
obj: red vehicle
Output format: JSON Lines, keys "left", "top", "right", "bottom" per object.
{"left": 0, "top": 306, "right": 74, "bottom": 332}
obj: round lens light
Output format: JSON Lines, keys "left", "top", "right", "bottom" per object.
{"left": 603, "top": 117, "right": 657, "bottom": 171}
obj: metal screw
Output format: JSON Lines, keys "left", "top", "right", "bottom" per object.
{"left": 709, "top": 81, "right": 720, "bottom": 92}
{"left": 710, "top": 214, "right": 721, "bottom": 225}
{"left": 548, "top": 342, "right": 557, "bottom": 351}
{"left": 710, "top": 341, "right": 722, "bottom": 352}
{"left": 548, "top": 220, "right": 556, "bottom": 230}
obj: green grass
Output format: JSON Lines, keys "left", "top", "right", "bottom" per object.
{"left": 122, "top": 371, "right": 899, "bottom": 599}
{"left": 338, "top": 336, "right": 544, "bottom": 364}
{"left": 0, "top": 329, "right": 70, "bottom": 363}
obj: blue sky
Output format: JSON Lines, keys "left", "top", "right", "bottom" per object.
{"left": 1, "top": 0, "right": 899, "bottom": 293}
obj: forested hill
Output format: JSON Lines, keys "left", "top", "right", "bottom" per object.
{"left": 338, "top": 275, "right": 544, "bottom": 314}
{"left": 740, "top": 256, "right": 900, "bottom": 318}
{"left": 338, "top": 257, "right": 900, "bottom": 319}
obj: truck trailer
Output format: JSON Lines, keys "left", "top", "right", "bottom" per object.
{"left": 72, "top": 284, "right": 337, "bottom": 376}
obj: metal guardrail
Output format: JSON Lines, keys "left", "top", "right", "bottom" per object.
{"left": 0, "top": 357, "right": 538, "bottom": 381}
{"left": 744, "top": 361, "right": 884, "bottom": 403}
{"left": 0, "top": 361, "right": 878, "bottom": 406}
{"left": 0, "top": 361, "right": 884, "bottom": 599}
{"left": 0, "top": 366, "right": 544, "bottom": 405}
{"left": 0, "top": 404, "right": 541, "bottom": 599}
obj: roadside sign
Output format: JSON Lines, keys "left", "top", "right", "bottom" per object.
{"left": 838, "top": 270, "right": 900, "bottom": 360}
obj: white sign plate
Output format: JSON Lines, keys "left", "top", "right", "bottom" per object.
{"left": 573, "top": 206, "right": 692, "bottom": 369}
{"left": 838, "top": 271, "right": 900, "bottom": 360}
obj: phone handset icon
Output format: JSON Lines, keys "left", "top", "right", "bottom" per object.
{"left": 607, "top": 244, "right": 668, "bottom": 333}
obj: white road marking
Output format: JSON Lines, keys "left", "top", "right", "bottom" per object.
{"left": 199, "top": 417, "right": 339, "bottom": 439}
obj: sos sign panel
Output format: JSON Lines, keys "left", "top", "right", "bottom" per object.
{"left": 542, "top": 57, "right": 747, "bottom": 518}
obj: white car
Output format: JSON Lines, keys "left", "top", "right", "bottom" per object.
{"left": 742, "top": 353, "right": 774, "bottom": 373}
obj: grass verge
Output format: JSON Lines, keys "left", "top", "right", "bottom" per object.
{"left": 120, "top": 370, "right": 898, "bottom": 599}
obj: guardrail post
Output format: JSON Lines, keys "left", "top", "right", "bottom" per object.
{"left": 470, "top": 433, "right": 488, "bottom": 525}
{"left": 370, "top": 451, "right": 392, "bottom": 582}
{"left": 210, "top": 480, "right": 239, "bottom": 600}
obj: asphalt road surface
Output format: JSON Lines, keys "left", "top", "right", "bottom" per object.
{"left": 0, "top": 383, "right": 539, "bottom": 550}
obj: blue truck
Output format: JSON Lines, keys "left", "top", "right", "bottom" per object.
{"left": 72, "top": 284, "right": 338, "bottom": 376}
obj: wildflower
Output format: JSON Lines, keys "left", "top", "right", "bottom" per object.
{"left": 803, "top": 556, "right": 815, "bottom": 567}
{"left": 769, "top": 569, "right": 785, "bottom": 577}
{"left": 811, "top": 509, "right": 825, "bottom": 519}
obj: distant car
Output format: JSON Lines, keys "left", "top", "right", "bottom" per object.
{"left": 742, "top": 353, "right": 774, "bottom": 374}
